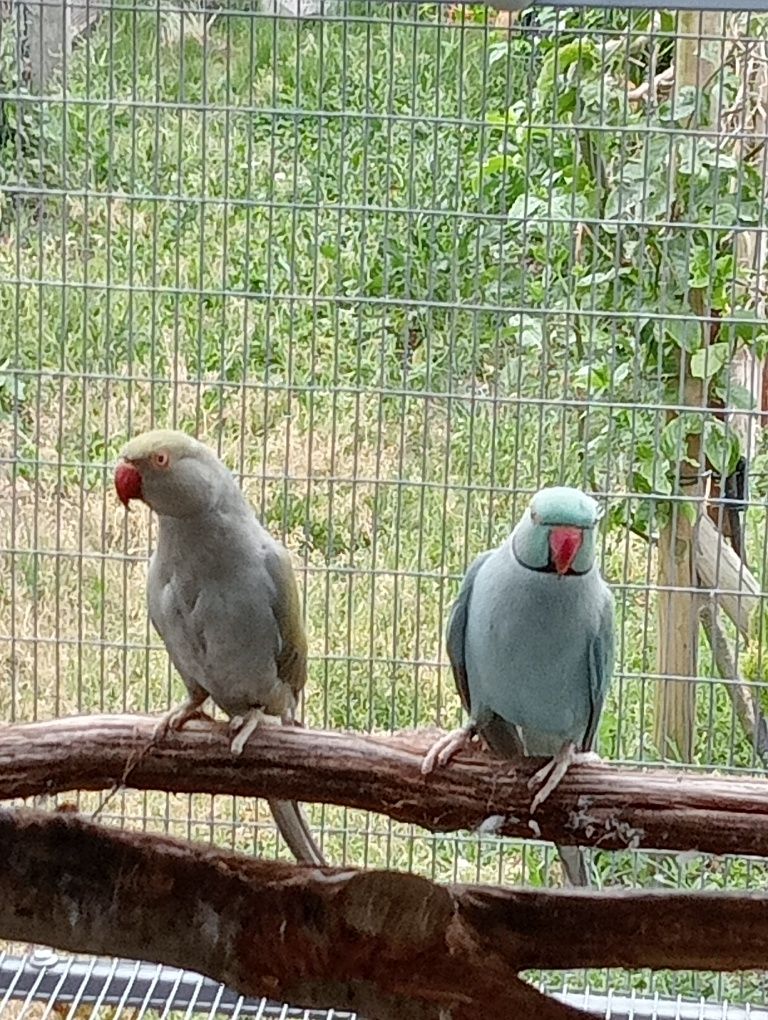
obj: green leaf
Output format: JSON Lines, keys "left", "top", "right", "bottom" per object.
{"left": 690, "top": 342, "right": 730, "bottom": 379}
{"left": 638, "top": 319, "right": 657, "bottom": 347}
{"left": 629, "top": 499, "right": 654, "bottom": 540}
{"left": 659, "top": 414, "right": 703, "bottom": 461}
{"left": 679, "top": 500, "right": 698, "bottom": 527}
{"left": 703, "top": 419, "right": 741, "bottom": 478}
{"left": 633, "top": 450, "right": 673, "bottom": 496}
{"left": 688, "top": 263, "right": 711, "bottom": 289}
{"left": 508, "top": 314, "right": 544, "bottom": 349}
{"left": 576, "top": 268, "right": 619, "bottom": 289}
{"left": 481, "top": 153, "right": 511, "bottom": 178}
{"left": 677, "top": 136, "right": 710, "bottom": 178}
{"left": 537, "top": 39, "right": 599, "bottom": 95}
{"left": 659, "top": 86, "right": 699, "bottom": 124}
{"left": 487, "top": 43, "right": 511, "bottom": 68}
{"left": 712, "top": 381, "right": 755, "bottom": 412}
{"left": 688, "top": 244, "right": 714, "bottom": 289}
{"left": 507, "top": 194, "right": 548, "bottom": 222}
{"left": 665, "top": 320, "right": 702, "bottom": 353}
{"left": 731, "top": 311, "right": 768, "bottom": 347}
{"left": 571, "top": 363, "right": 610, "bottom": 393}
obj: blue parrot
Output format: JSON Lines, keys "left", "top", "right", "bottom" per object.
{"left": 422, "top": 485, "right": 615, "bottom": 886}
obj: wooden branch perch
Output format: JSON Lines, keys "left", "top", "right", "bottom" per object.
{"left": 696, "top": 514, "right": 762, "bottom": 640}
{"left": 3, "top": 714, "right": 768, "bottom": 859}
{"left": 4, "top": 809, "right": 768, "bottom": 1020}
{"left": 699, "top": 599, "right": 768, "bottom": 765}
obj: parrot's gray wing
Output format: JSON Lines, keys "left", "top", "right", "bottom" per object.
{"left": 445, "top": 550, "right": 494, "bottom": 715}
{"left": 581, "top": 591, "right": 615, "bottom": 752}
{"left": 265, "top": 543, "right": 308, "bottom": 701}
{"left": 261, "top": 543, "right": 324, "bottom": 866}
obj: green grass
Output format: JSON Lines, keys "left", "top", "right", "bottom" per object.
{"left": 2, "top": 3, "right": 768, "bottom": 1008}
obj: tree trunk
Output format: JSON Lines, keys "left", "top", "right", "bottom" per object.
{"left": 653, "top": 11, "right": 726, "bottom": 761}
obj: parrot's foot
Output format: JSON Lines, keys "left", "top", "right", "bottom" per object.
{"left": 229, "top": 707, "right": 266, "bottom": 757}
{"left": 421, "top": 723, "right": 476, "bottom": 775}
{"left": 528, "top": 744, "right": 601, "bottom": 814}
{"left": 153, "top": 695, "right": 210, "bottom": 743}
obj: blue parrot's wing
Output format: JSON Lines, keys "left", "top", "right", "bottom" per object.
{"left": 582, "top": 591, "right": 615, "bottom": 751}
{"left": 445, "top": 550, "right": 494, "bottom": 715}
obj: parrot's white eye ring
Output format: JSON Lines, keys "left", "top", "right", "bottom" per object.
{"left": 152, "top": 451, "right": 171, "bottom": 469}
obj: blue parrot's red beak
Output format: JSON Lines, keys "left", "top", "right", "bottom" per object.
{"left": 549, "top": 526, "right": 583, "bottom": 575}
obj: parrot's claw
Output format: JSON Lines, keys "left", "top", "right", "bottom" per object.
{"left": 229, "top": 707, "right": 266, "bottom": 757}
{"left": 153, "top": 697, "right": 209, "bottom": 743}
{"left": 421, "top": 724, "right": 476, "bottom": 775}
{"left": 528, "top": 744, "right": 602, "bottom": 814}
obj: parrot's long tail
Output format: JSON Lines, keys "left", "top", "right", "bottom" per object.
{"left": 269, "top": 798, "right": 327, "bottom": 866}
{"left": 557, "top": 844, "right": 590, "bottom": 887}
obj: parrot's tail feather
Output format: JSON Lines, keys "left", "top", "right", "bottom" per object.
{"left": 268, "top": 798, "right": 327, "bottom": 866}
{"left": 556, "top": 844, "right": 590, "bottom": 887}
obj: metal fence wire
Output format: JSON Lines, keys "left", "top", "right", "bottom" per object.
{"left": 3, "top": 0, "right": 768, "bottom": 1015}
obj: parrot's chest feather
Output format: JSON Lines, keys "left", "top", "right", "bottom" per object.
{"left": 147, "top": 513, "right": 294, "bottom": 719}
{"left": 464, "top": 550, "right": 609, "bottom": 750}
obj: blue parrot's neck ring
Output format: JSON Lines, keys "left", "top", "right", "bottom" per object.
{"left": 510, "top": 533, "right": 593, "bottom": 577}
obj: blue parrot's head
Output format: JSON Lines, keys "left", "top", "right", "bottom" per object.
{"left": 512, "top": 486, "right": 604, "bottom": 576}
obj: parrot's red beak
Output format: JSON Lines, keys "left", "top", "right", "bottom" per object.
{"left": 549, "top": 526, "right": 583, "bottom": 575}
{"left": 115, "top": 460, "right": 144, "bottom": 508}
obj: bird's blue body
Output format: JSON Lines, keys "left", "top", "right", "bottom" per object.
{"left": 443, "top": 486, "right": 615, "bottom": 885}
{"left": 461, "top": 545, "right": 613, "bottom": 756}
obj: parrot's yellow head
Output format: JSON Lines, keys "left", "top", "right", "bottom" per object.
{"left": 115, "top": 429, "right": 228, "bottom": 518}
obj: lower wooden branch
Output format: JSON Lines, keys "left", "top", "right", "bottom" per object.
{"left": 0, "top": 809, "right": 591, "bottom": 1019}
{"left": 3, "top": 810, "right": 768, "bottom": 1020}
{"left": 2, "top": 713, "right": 768, "bottom": 858}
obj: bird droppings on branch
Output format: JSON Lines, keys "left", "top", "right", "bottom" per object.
{"left": 568, "top": 800, "right": 646, "bottom": 851}
{"left": 475, "top": 814, "right": 510, "bottom": 834}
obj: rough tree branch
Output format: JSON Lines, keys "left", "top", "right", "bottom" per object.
{"left": 699, "top": 600, "right": 768, "bottom": 764}
{"left": 4, "top": 810, "right": 768, "bottom": 1020}
{"left": 3, "top": 714, "right": 768, "bottom": 857}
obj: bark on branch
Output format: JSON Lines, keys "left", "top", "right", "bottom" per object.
{"left": 4, "top": 809, "right": 768, "bottom": 1020}
{"left": 3, "top": 714, "right": 768, "bottom": 858}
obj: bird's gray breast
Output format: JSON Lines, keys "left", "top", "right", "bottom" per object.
{"left": 147, "top": 516, "right": 286, "bottom": 716}
{"left": 148, "top": 549, "right": 212, "bottom": 684}
{"left": 463, "top": 546, "right": 605, "bottom": 753}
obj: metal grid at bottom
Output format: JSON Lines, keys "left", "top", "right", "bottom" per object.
{"left": 0, "top": 951, "right": 766, "bottom": 1020}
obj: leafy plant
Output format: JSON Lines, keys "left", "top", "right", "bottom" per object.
{"left": 479, "top": 9, "right": 768, "bottom": 537}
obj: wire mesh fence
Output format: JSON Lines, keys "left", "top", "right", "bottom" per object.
{"left": 3, "top": 0, "right": 768, "bottom": 1014}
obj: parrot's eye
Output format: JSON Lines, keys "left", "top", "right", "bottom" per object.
{"left": 530, "top": 510, "right": 540, "bottom": 524}
{"left": 152, "top": 451, "right": 170, "bottom": 469}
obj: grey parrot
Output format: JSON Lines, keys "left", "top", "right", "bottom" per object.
{"left": 422, "top": 485, "right": 614, "bottom": 887}
{"left": 114, "top": 429, "right": 325, "bottom": 866}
